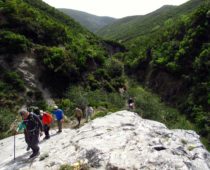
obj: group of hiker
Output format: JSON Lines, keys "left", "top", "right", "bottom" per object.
{"left": 14, "top": 97, "right": 134, "bottom": 159}
{"left": 15, "top": 105, "right": 94, "bottom": 159}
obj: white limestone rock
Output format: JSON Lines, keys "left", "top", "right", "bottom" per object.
{"left": 0, "top": 110, "right": 209, "bottom": 170}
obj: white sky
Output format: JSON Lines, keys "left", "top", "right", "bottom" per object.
{"left": 42, "top": 0, "right": 190, "bottom": 18}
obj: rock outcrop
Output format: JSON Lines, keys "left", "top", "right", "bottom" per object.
{"left": 0, "top": 110, "right": 209, "bottom": 170}
{"left": 16, "top": 54, "right": 55, "bottom": 106}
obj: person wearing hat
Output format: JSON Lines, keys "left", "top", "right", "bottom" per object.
{"left": 74, "top": 107, "right": 83, "bottom": 127}
{"left": 52, "top": 105, "right": 64, "bottom": 133}
{"left": 18, "top": 109, "right": 43, "bottom": 158}
{"left": 85, "top": 105, "right": 94, "bottom": 122}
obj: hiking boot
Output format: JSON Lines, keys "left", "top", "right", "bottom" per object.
{"left": 57, "top": 130, "right": 62, "bottom": 133}
{"left": 29, "top": 151, "right": 40, "bottom": 159}
{"left": 44, "top": 136, "right": 50, "bottom": 140}
{"left": 26, "top": 146, "right": 30, "bottom": 151}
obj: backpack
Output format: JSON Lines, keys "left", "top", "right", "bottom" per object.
{"left": 28, "top": 106, "right": 42, "bottom": 120}
{"left": 23, "top": 112, "right": 40, "bottom": 132}
{"left": 43, "top": 112, "right": 53, "bottom": 125}
{"left": 87, "top": 107, "right": 93, "bottom": 114}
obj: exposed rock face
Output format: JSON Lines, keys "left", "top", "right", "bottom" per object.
{"left": 16, "top": 54, "right": 55, "bottom": 106}
{"left": 0, "top": 111, "right": 209, "bottom": 170}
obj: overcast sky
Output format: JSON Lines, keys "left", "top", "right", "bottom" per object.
{"left": 42, "top": 0, "right": 190, "bottom": 18}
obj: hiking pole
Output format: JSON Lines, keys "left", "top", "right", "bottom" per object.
{"left": 9, "top": 118, "right": 18, "bottom": 161}
{"left": 14, "top": 133, "right": 16, "bottom": 160}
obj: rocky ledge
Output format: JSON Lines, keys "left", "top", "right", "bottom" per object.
{"left": 0, "top": 110, "right": 209, "bottom": 170}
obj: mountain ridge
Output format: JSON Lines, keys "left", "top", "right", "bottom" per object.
{"left": 96, "top": 0, "right": 204, "bottom": 42}
{"left": 58, "top": 8, "right": 117, "bottom": 33}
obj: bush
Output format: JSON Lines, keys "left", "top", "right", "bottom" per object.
{"left": 91, "top": 111, "right": 108, "bottom": 120}
{"left": 42, "top": 47, "right": 66, "bottom": 71}
{"left": 4, "top": 71, "right": 25, "bottom": 92}
{"left": 59, "top": 163, "right": 89, "bottom": 170}
{"left": 0, "top": 108, "right": 16, "bottom": 139}
{"left": 59, "top": 164, "right": 73, "bottom": 170}
{"left": 127, "top": 84, "right": 194, "bottom": 130}
{"left": 66, "top": 86, "right": 124, "bottom": 114}
{"left": 105, "top": 58, "right": 124, "bottom": 78}
{"left": 0, "top": 31, "right": 30, "bottom": 54}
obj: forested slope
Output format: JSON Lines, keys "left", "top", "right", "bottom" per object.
{"left": 97, "top": 0, "right": 204, "bottom": 42}
{"left": 123, "top": 3, "right": 210, "bottom": 148}
{"left": 59, "top": 8, "right": 116, "bottom": 33}
{"left": 0, "top": 0, "right": 125, "bottom": 138}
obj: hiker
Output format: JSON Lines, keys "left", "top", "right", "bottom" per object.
{"left": 40, "top": 110, "right": 53, "bottom": 139}
{"left": 52, "top": 105, "right": 64, "bottom": 133}
{"left": 28, "top": 106, "right": 42, "bottom": 120}
{"left": 85, "top": 105, "right": 94, "bottom": 122}
{"left": 74, "top": 107, "right": 83, "bottom": 127}
{"left": 18, "top": 109, "right": 43, "bottom": 158}
{"left": 128, "top": 97, "right": 135, "bottom": 110}
{"left": 33, "top": 107, "right": 42, "bottom": 120}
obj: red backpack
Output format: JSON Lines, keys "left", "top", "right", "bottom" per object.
{"left": 42, "top": 112, "right": 53, "bottom": 125}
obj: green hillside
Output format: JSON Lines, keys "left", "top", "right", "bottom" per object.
{"left": 0, "top": 0, "right": 125, "bottom": 138}
{"left": 97, "top": 0, "right": 204, "bottom": 42}
{"left": 58, "top": 8, "right": 116, "bottom": 33}
{"left": 123, "top": 3, "right": 210, "bottom": 148}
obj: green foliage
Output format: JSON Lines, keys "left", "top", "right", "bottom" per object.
{"left": 97, "top": 0, "right": 203, "bottom": 42}
{"left": 4, "top": 71, "right": 25, "bottom": 91}
{"left": 125, "top": 4, "right": 210, "bottom": 149}
{"left": 193, "top": 45, "right": 210, "bottom": 75}
{"left": 0, "top": 0, "right": 121, "bottom": 97}
{"left": 41, "top": 47, "right": 67, "bottom": 70}
{"left": 91, "top": 111, "right": 108, "bottom": 120}
{"left": 1, "top": 0, "right": 71, "bottom": 45}
{"left": 0, "top": 69, "right": 25, "bottom": 108}
{"left": 59, "top": 163, "right": 89, "bottom": 170}
{"left": 105, "top": 58, "right": 124, "bottom": 78}
{"left": 59, "top": 164, "right": 73, "bottom": 170}
{"left": 65, "top": 86, "right": 124, "bottom": 116}
{"left": 0, "top": 31, "right": 30, "bottom": 54}
{"left": 127, "top": 84, "right": 195, "bottom": 130}
{"left": 59, "top": 8, "right": 116, "bottom": 33}
{"left": 0, "top": 108, "right": 16, "bottom": 139}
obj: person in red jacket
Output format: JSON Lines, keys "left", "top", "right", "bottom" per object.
{"left": 40, "top": 110, "right": 53, "bottom": 139}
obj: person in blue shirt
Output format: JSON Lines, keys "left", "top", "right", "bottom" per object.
{"left": 52, "top": 105, "right": 64, "bottom": 133}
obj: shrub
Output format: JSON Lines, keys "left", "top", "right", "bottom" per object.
{"left": 59, "top": 164, "right": 73, "bottom": 170}
{"left": 4, "top": 71, "right": 25, "bottom": 92}
{"left": 91, "top": 111, "right": 108, "bottom": 120}
{"left": 0, "top": 108, "right": 16, "bottom": 139}
{"left": 66, "top": 86, "right": 124, "bottom": 113}
{"left": 127, "top": 84, "right": 194, "bottom": 130}
{"left": 0, "top": 31, "right": 30, "bottom": 54}
{"left": 105, "top": 58, "right": 124, "bottom": 78}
